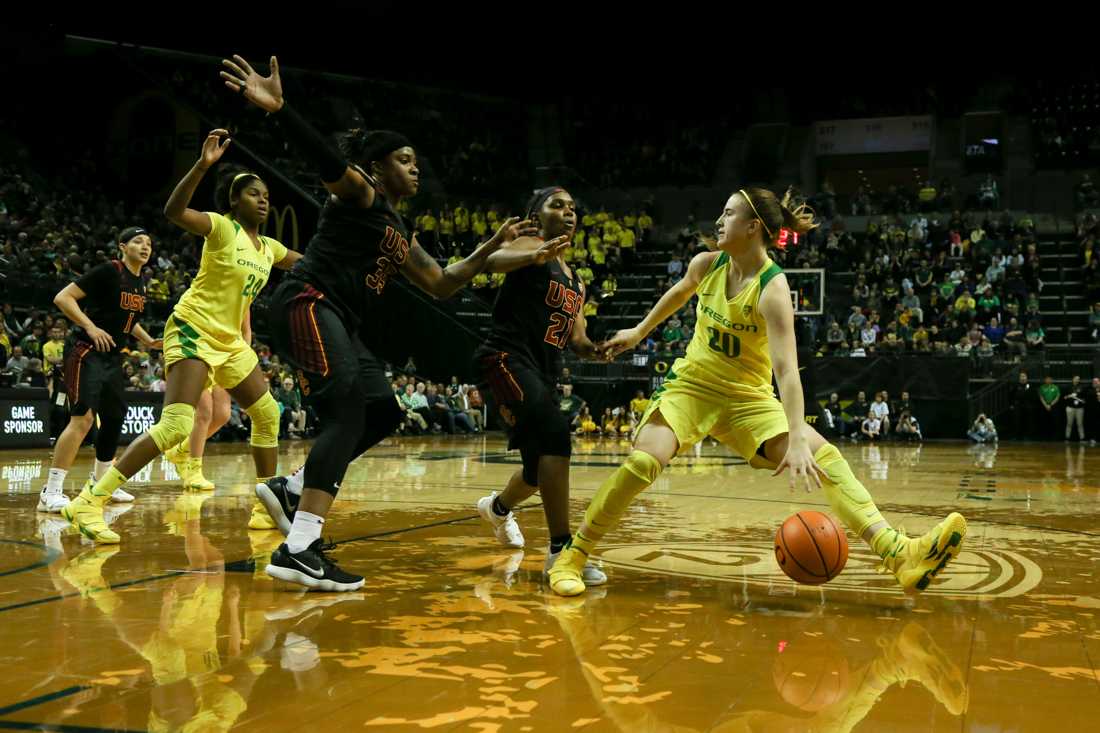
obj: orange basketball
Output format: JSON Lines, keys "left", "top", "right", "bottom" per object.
{"left": 774, "top": 511, "right": 848, "bottom": 585}
{"left": 772, "top": 637, "right": 851, "bottom": 711}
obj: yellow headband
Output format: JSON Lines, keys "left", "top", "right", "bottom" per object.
{"left": 739, "top": 189, "right": 773, "bottom": 240}
{"left": 231, "top": 172, "right": 258, "bottom": 190}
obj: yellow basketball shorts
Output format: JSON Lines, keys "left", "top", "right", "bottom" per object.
{"left": 163, "top": 314, "right": 258, "bottom": 392}
{"left": 639, "top": 369, "right": 788, "bottom": 468}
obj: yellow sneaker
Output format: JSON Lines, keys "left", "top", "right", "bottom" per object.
{"left": 185, "top": 459, "right": 215, "bottom": 491}
{"left": 164, "top": 441, "right": 188, "bottom": 468}
{"left": 882, "top": 622, "right": 970, "bottom": 716}
{"left": 61, "top": 546, "right": 119, "bottom": 593}
{"left": 885, "top": 513, "right": 967, "bottom": 593}
{"left": 164, "top": 492, "right": 210, "bottom": 535}
{"left": 248, "top": 500, "right": 278, "bottom": 531}
{"left": 61, "top": 495, "right": 120, "bottom": 544}
{"left": 249, "top": 530, "right": 285, "bottom": 579}
{"left": 548, "top": 547, "right": 588, "bottom": 597}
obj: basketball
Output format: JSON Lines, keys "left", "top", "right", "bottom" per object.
{"left": 774, "top": 511, "right": 849, "bottom": 585}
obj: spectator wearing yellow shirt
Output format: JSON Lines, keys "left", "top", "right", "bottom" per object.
{"left": 487, "top": 207, "right": 502, "bottom": 230}
{"left": 562, "top": 243, "right": 577, "bottom": 263}
{"left": 601, "top": 274, "right": 618, "bottom": 298}
{"left": 489, "top": 272, "right": 506, "bottom": 289}
{"left": 619, "top": 225, "right": 636, "bottom": 250}
{"left": 148, "top": 277, "right": 169, "bottom": 302}
{"left": 623, "top": 212, "right": 638, "bottom": 230}
{"left": 955, "top": 290, "right": 977, "bottom": 320}
{"left": 589, "top": 238, "right": 607, "bottom": 267}
{"left": 595, "top": 209, "right": 609, "bottom": 225}
{"left": 603, "top": 219, "right": 621, "bottom": 242}
{"left": 454, "top": 203, "right": 471, "bottom": 245}
{"left": 618, "top": 225, "right": 637, "bottom": 267}
{"left": 471, "top": 272, "right": 490, "bottom": 290}
{"left": 637, "top": 211, "right": 653, "bottom": 241}
{"left": 572, "top": 244, "right": 589, "bottom": 264}
{"left": 471, "top": 207, "right": 488, "bottom": 240}
{"left": 447, "top": 247, "right": 463, "bottom": 267}
{"left": 588, "top": 226, "right": 603, "bottom": 247}
{"left": 583, "top": 293, "right": 599, "bottom": 338}
{"left": 630, "top": 390, "right": 650, "bottom": 419}
{"left": 576, "top": 263, "right": 594, "bottom": 286}
{"left": 582, "top": 211, "right": 597, "bottom": 228}
{"left": 418, "top": 210, "right": 438, "bottom": 248}
{"left": 42, "top": 325, "right": 66, "bottom": 388}
{"left": 918, "top": 182, "right": 937, "bottom": 212}
{"left": 439, "top": 208, "right": 455, "bottom": 246}
{"left": 573, "top": 228, "right": 586, "bottom": 248}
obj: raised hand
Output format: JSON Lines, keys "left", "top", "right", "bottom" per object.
{"left": 530, "top": 235, "right": 571, "bottom": 265}
{"left": 486, "top": 217, "right": 538, "bottom": 249}
{"left": 199, "top": 129, "right": 231, "bottom": 169}
{"left": 220, "top": 54, "right": 284, "bottom": 113}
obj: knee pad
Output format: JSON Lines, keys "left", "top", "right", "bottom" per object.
{"left": 584, "top": 450, "right": 662, "bottom": 529}
{"left": 149, "top": 403, "right": 196, "bottom": 453}
{"left": 814, "top": 443, "right": 869, "bottom": 502}
{"left": 244, "top": 392, "right": 280, "bottom": 449}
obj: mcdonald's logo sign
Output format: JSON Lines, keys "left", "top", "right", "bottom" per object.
{"left": 264, "top": 204, "right": 300, "bottom": 250}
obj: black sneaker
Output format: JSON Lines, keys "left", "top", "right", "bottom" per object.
{"left": 256, "top": 477, "right": 298, "bottom": 536}
{"left": 265, "top": 539, "right": 365, "bottom": 592}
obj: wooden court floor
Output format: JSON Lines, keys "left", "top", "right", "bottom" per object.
{"left": 1, "top": 435, "right": 1098, "bottom": 731}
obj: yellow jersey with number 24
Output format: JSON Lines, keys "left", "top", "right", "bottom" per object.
{"left": 172, "top": 212, "right": 288, "bottom": 345}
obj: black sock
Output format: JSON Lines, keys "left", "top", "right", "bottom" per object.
{"left": 550, "top": 534, "right": 572, "bottom": 554}
{"left": 491, "top": 496, "right": 510, "bottom": 517}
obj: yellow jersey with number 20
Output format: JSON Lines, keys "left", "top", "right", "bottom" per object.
{"left": 679, "top": 253, "right": 783, "bottom": 399}
{"left": 172, "top": 212, "right": 288, "bottom": 345}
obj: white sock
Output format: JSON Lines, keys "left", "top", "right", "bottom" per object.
{"left": 286, "top": 466, "right": 304, "bottom": 496}
{"left": 281, "top": 633, "right": 320, "bottom": 672}
{"left": 45, "top": 468, "right": 67, "bottom": 494}
{"left": 94, "top": 460, "right": 114, "bottom": 481}
{"left": 286, "top": 511, "right": 324, "bottom": 554}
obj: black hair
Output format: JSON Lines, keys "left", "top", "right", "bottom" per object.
{"left": 338, "top": 129, "right": 413, "bottom": 172}
{"left": 214, "top": 165, "right": 263, "bottom": 213}
{"left": 524, "top": 186, "right": 567, "bottom": 219}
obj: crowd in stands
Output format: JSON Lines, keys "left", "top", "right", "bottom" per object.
{"left": 418, "top": 203, "right": 654, "bottom": 339}
{"left": 1075, "top": 212, "right": 1100, "bottom": 339}
{"left": 550, "top": 368, "right": 651, "bottom": 439}
{"left": 821, "top": 390, "right": 922, "bottom": 443}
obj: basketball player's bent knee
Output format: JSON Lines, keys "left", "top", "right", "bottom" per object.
{"left": 245, "top": 392, "right": 280, "bottom": 448}
{"left": 149, "top": 403, "right": 196, "bottom": 452}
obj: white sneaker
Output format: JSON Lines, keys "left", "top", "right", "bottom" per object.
{"left": 38, "top": 516, "right": 70, "bottom": 551}
{"left": 110, "top": 487, "right": 135, "bottom": 503}
{"left": 102, "top": 503, "right": 134, "bottom": 525}
{"left": 545, "top": 548, "right": 607, "bottom": 586}
{"left": 37, "top": 487, "right": 70, "bottom": 513}
{"left": 476, "top": 493, "right": 525, "bottom": 548}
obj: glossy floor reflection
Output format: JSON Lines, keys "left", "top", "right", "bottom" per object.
{"left": 1, "top": 437, "right": 1098, "bottom": 731}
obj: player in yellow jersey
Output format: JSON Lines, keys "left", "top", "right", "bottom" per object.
{"left": 550, "top": 186, "right": 967, "bottom": 595}
{"left": 63, "top": 129, "right": 303, "bottom": 542}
